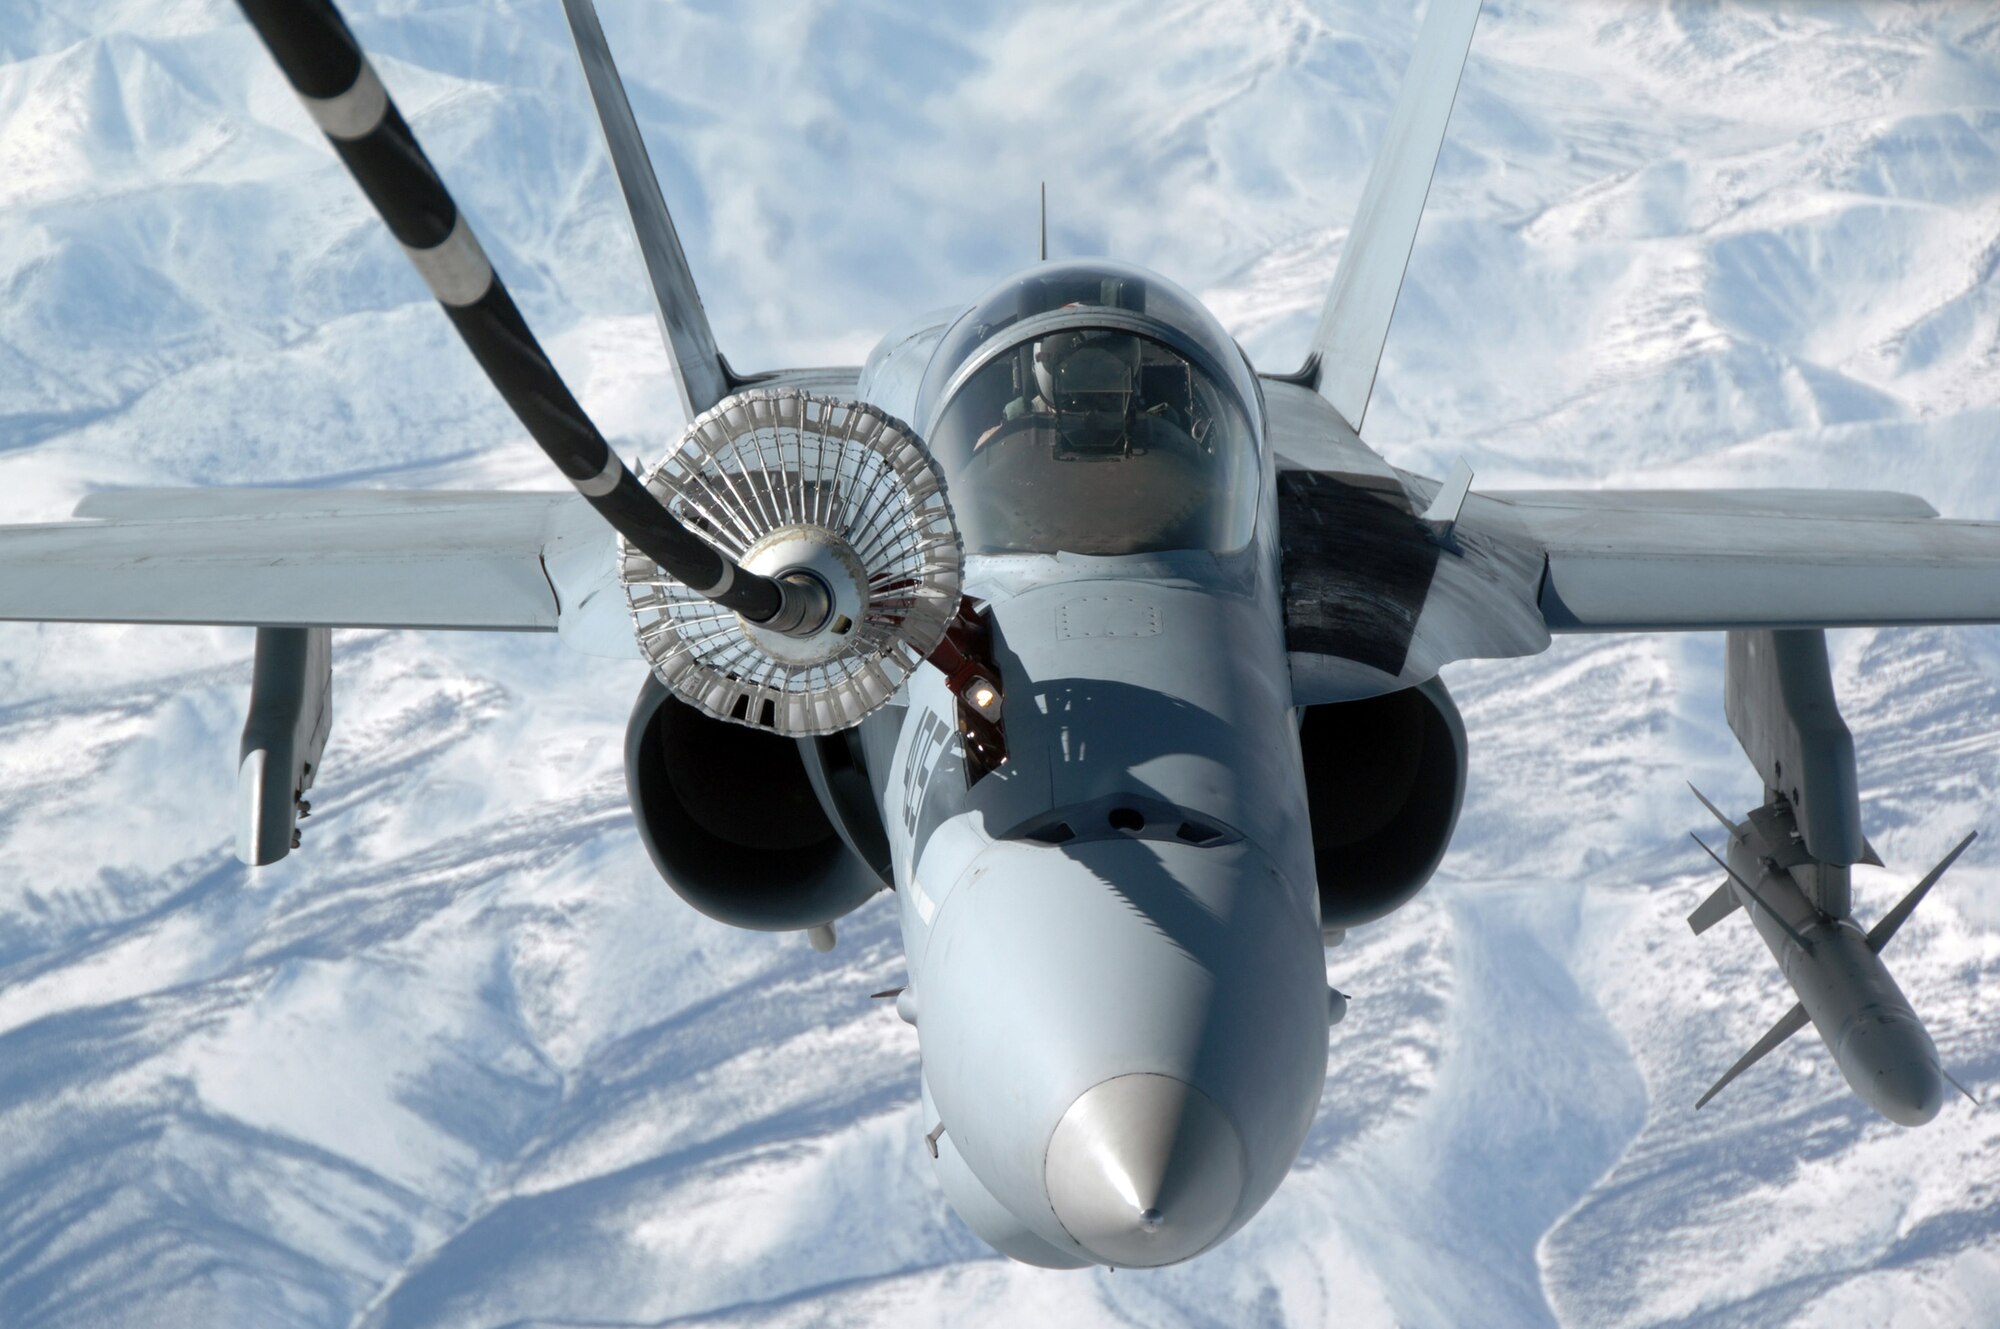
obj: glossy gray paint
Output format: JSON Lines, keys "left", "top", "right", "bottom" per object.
{"left": 860, "top": 349, "right": 1332, "bottom": 1261}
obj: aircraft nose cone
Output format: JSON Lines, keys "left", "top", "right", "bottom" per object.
{"left": 1045, "top": 1074, "right": 1246, "bottom": 1267}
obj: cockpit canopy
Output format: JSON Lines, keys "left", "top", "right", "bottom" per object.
{"left": 916, "top": 261, "right": 1262, "bottom": 557}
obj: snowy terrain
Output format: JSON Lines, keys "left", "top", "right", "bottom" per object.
{"left": 1, "top": 1, "right": 1998, "bottom": 1325}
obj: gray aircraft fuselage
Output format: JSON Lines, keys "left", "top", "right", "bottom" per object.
{"left": 836, "top": 259, "right": 1336, "bottom": 1268}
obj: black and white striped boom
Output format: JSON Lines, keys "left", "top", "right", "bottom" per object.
{"left": 235, "top": 0, "right": 819, "bottom": 630}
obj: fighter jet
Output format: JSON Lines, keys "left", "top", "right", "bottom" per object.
{"left": 1, "top": 0, "right": 1993, "bottom": 1270}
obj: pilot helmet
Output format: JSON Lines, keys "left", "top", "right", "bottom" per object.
{"left": 1034, "top": 332, "right": 1138, "bottom": 455}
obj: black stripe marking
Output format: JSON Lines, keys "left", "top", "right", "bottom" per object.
{"left": 239, "top": 0, "right": 364, "bottom": 100}
{"left": 328, "top": 107, "right": 457, "bottom": 249}
{"left": 1278, "top": 470, "right": 1440, "bottom": 676}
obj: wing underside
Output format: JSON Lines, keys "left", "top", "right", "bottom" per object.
{"left": 1511, "top": 498, "right": 2000, "bottom": 632}
{"left": 0, "top": 491, "right": 571, "bottom": 631}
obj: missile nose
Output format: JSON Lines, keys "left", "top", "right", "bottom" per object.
{"left": 1840, "top": 1015, "right": 1946, "bottom": 1127}
{"left": 1871, "top": 1056, "right": 1946, "bottom": 1127}
{"left": 1045, "top": 1074, "right": 1246, "bottom": 1267}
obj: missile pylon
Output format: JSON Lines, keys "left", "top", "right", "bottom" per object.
{"left": 1687, "top": 628, "right": 1981, "bottom": 1125}
{"left": 1687, "top": 788, "right": 1977, "bottom": 1126}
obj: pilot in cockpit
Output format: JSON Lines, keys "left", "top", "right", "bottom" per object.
{"left": 979, "top": 330, "right": 1194, "bottom": 458}
{"left": 918, "top": 261, "right": 1260, "bottom": 557}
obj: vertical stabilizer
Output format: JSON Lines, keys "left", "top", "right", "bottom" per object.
{"left": 559, "top": 0, "right": 733, "bottom": 419}
{"left": 1300, "top": 0, "right": 1482, "bottom": 434}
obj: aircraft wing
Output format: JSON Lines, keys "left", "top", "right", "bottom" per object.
{"left": 1496, "top": 493, "right": 2000, "bottom": 632}
{"left": 1271, "top": 385, "right": 2000, "bottom": 699}
{"left": 0, "top": 489, "right": 626, "bottom": 637}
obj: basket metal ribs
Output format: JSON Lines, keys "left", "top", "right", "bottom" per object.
{"left": 621, "top": 390, "right": 962, "bottom": 735}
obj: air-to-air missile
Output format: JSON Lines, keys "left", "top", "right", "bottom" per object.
{"left": 1688, "top": 630, "right": 1978, "bottom": 1125}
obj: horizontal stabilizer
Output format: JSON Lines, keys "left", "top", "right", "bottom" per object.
{"left": 1867, "top": 830, "right": 1978, "bottom": 955}
{"left": 1697, "top": 1001, "right": 1809, "bottom": 1109}
{"left": 1687, "top": 878, "right": 1743, "bottom": 936}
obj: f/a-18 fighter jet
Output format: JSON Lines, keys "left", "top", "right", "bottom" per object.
{"left": 2, "top": 0, "right": 1993, "bottom": 1270}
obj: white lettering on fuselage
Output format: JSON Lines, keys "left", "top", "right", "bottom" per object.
{"left": 900, "top": 710, "right": 953, "bottom": 837}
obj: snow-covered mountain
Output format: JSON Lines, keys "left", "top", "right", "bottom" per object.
{"left": 1, "top": 2, "right": 1996, "bottom": 1326}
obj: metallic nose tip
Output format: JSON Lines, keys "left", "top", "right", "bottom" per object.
{"left": 1045, "top": 1074, "right": 1247, "bottom": 1268}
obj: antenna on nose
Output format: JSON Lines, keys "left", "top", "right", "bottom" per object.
{"left": 1039, "top": 181, "right": 1049, "bottom": 261}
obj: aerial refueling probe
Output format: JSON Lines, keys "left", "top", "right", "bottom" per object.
{"left": 233, "top": 0, "right": 828, "bottom": 636}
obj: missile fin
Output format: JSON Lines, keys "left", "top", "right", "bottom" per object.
{"left": 1696, "top": 1001, "right": 1809, "bottom": 1110}
{"left": 1691, "top": 834, "right": 1814, "bottom": 954}
{"left": 1942, "top": 1068, "right": 1982, "bottom": 1107}
{"left": 1866, "top": 830, "right": 1978, "bottom": 955}
{"left": 1687, "top": 878, "right": 1744, "bottom": 936}
{"left": 1688, "top": 782, "right": 1744, "bottom": 837}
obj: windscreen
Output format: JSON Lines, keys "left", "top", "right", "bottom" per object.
{"left": 927, "top": 329, "right": 1259, "bottom": 556}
